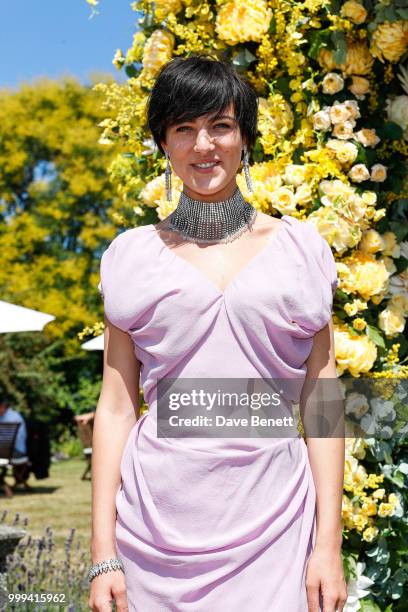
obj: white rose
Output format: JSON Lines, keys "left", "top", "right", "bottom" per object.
{"left": 313, "top": 109, "right": 331, "bottom": 130}
{"left": 332, "top": 121, "right": 355, "bottom": 139}
{"left": 322, "top": 73, "right": 344, "bottom": 95}
{"left": 348, "top": 164, "right": 370, "bottom": 182}
{"left": 327, "top": 140, "right": 359, "bottom": 164}
{"left": 354, "top": 128, "right": 380, "bottom": 148}
{"left": 343, "top": 99, "right": 361, "bottom": 120}
{"left": 329, "top": 102, "right": 352, "bottom": 124}
{"left": 370, "top": 164, "right": 387, "bottom": 182}
{"left": 378, "top": 306, "right": 406, "bottom": 337}
{"left": 284, "top": 164, "right": 307, "bottom": 186}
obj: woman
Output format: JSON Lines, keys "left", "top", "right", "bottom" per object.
{"left": 89, "top": 55, "right": 347, "bottom": 612}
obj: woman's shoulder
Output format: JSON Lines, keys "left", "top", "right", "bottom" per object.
{"left": 103, "top": 224, "right": 154, "bottom": 253}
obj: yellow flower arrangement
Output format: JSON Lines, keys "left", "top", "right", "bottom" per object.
{"left": 257, "top": 94, "right": 294, "bottom": 155}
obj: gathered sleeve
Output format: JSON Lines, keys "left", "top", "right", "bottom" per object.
{"left": 97, "top": 240, "right": 116, "bottom": 301}
{"left": 291, "top": 220, "right": 338, "bottom": 335}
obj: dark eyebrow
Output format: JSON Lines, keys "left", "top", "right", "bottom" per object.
{"left": 172, "top": 115, "right": 237, "bottom": 128}
{"left": 212, "top": 115, "right": 236, "bottom": 122}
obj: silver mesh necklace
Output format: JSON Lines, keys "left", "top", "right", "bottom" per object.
{"left": 168, "top": 186, "right": 258, "bottom": 244}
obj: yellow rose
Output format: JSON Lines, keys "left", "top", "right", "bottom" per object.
{"left": 372, "top": 488, "right": 386, "bottom": 500}
{"left": 341, "top": 1, "right": 367, "bottom": 24}
{"left": 361, "top": 498, "right": 377, "bottom": 516}
{"left": 335, "top": 325, "right": 377, "bottom": 376}
{"left": 284, "top": 164, "right": 307, "bottom": 187}
{"left": 215, "top": 0, "right": 272, "bottom": 46}
{"left": 378, "top": 306, "right": 406, "bottom": 337}
{"left": 370, "top": 20, "right": 408, "bottom": 63}
{"left": 153, "top": 0, "right": 183, "bottom": 21}
{"left": 378, "top": 502, "right": 395, "bottom": 517}
{"left": 271, "top": 187, "right": 296, "bottom": 214}
{"left": 352, "top": 318, "right": 367, "bottom": 331}
{"left": 362, "top": 526, "right": 379, "bottom": 542}
{"left": 140, "top": 173, "right": 183, "bottom": 215}
{"left": 354, "top": 513, "right": 369, "bottom": 531}
{"left": 348, "top": 252, "right": 390, "bottom": 300}
{"left": 142, "top": 29, "right": 175, "bottom": 75}
{"left": 359, "top": 229, "right": 384, "bottom": 254}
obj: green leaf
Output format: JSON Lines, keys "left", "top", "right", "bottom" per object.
{"left": 231, "top": 48, "right": 257, "bottom": 70}
{"left": 307, "top": 30, "right": 331, "bottom": 60}
{"left": 388, "top": 221, "right": 408, "bottom": 242}
{"left": 366, "top": 325, "right": 386, "bottom": 349}
{"left": 397, "top": 8, "right": 408, "bottom": 19}
{"left": 359, "top": 598, "right": 382, "bottom": 612}
{"left": 379, "top": 122, "right": 404, "bottom": 141}
{"left": 331, "top": 31, "right": 347, "bottom": 65}
{"left": 125, "top": 64, "right": 138, "bottom": 78}
{"left": 268, "top": 14, "right": 276, "bottom": 36}
{"left": 384, "top": 5, "right": 398, "bottom": 21}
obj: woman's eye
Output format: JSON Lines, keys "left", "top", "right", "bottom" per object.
{"left": 176, "top": 126, "right": 191, "bottom": 132}
{"left": 215, "top": 123, "right": 230, "bottom": 128}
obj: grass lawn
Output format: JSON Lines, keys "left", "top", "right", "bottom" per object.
{"left": 1, "top": 456, "right": 92, "bottom": 564}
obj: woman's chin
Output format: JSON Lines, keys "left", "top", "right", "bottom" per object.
{"left": 186, "top": 173, "right": 232, "bottom": 192}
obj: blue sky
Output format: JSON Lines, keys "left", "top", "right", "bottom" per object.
{"left": 0, "top": 1, "right": 139, "bottom": 89}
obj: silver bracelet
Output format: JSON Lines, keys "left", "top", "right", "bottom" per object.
{"left": 88, "top": 558, "right": 125, "bottom": 583}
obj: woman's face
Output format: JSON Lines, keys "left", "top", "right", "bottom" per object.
{"left": 161, "top": 102, "right": 245, "bottom": 202}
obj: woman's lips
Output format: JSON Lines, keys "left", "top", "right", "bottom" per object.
{"left": 191, "top": 161, "right": 221, "bottom": 173}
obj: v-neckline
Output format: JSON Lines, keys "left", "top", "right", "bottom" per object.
{"left": 147, "top": 215, "right": 290, "bottom": 298}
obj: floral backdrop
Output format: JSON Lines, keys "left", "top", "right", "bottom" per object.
{"left": 86, "top": 0, "right": 408, "bottom": 609}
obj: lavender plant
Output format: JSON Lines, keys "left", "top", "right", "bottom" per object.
{"left": 1, "top": 511, "right": 90, "bottom": 611}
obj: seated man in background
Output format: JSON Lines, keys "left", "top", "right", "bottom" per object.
{"left": 0, "top": 395, "right": 30, "bottom": 490}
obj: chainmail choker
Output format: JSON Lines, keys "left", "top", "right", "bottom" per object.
{"left": 168, "top": 186, "right": 257, "bottom": 244}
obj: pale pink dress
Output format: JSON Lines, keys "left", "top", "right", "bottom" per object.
{"left": 98, "top": 214, "right": 338, "bottom": 611}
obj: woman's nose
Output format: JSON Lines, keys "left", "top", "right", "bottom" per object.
{"left": 194, "top": 130, "right": 215, "bottom": 151}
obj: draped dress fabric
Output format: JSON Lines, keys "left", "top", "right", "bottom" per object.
{"left": 98, "top": 214, "right": 339, "bottom": 612}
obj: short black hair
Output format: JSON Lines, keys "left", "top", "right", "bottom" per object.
{"left": 146, "top": 54, "right": 259, "bottom": 158}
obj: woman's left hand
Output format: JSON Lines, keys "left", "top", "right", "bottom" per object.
{"left": 305, "top": 545, "right": 348, "bottom": 612}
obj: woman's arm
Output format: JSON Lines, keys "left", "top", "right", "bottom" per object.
{"left": 301, "top": 318, "right": 344, "bottom": 550}
{"left": 90, "top": 314, "right": 141, "bottom": 563}
{"left": 300, "top": 319, "right": 348, "bottom": 611}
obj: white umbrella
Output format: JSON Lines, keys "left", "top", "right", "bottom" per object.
{"left": 0, "top": 299, "right": 55, "bottom": 333}
{"left": 81, "top": 334, "right": 104, "bottom": 351}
